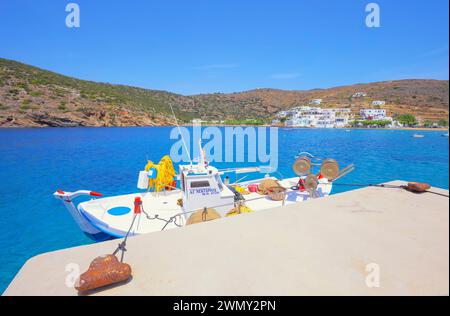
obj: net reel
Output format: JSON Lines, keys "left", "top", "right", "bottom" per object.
{"left": 291, "top": 152, "right": 354, "bottom": 194}
{"left": 320, "top": 158, "right": 340, "bottom": 181}
{"left": 303, "top": 174, "right": 319, "bottom": 191}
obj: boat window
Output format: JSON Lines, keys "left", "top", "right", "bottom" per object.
{"left": 190, "top": 180, "right": 210, "bottom": 188}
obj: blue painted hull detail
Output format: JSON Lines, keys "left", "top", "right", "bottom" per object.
{"left": 85, "top": 231, "right": 114, "bottom": 242}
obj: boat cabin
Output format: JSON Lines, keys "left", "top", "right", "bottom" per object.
{"left": 179, "top": 164, "right": 236, "bottom": 217}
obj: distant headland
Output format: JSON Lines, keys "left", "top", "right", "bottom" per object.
{"left": 0, "top": 58, "right": 448, "bottom": 128}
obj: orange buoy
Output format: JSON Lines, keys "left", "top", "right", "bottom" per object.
{"left": 405, "top": 182, "right": 431, "bottom": 193}
{"left": 75, "top": 255, "right": 131, "bottom": 293}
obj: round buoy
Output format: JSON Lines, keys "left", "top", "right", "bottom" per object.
{"left": 320, "top": 158, "right": 340, "bottom": 180}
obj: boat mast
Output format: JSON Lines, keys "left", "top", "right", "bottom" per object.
{"left": 169, "top": 103, "right": 193, "bottom": 168}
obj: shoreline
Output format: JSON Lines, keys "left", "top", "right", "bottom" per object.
{"left": 275, "top": 126, "right": 449, "bottom": 131}
{"left": 0, "top": 125, "right": 448, "bottom": 131}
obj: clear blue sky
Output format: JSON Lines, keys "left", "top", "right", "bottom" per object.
{"left": 0, "top": 0, "right": 448, "bottom": 95}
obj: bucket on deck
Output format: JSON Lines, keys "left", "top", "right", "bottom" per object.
{"left": 147, "top": 168, "right": 157, "bottom": 179}
{"left": 267, "top": 187, "right": 287, "bottom": 201}
{"left": 137, "top": 171, "right": 149, "bottom": 189}
{"left": 248, "top": 184, "right": 259, "bottom": 193}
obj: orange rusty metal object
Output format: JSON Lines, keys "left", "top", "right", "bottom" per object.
{"left": 75, "top": 254, "right": 132, "bottom": 292}
{"left": 405, "top": 182, "right": 431, "bottom": 193}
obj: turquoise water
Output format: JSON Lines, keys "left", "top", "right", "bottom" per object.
{"left": 0, "top": 127, "right": 448, "bottom": 293}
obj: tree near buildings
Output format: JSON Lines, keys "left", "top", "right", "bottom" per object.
{"left": 396, "top": 114, "right": 417, "bottom": 127}
{"left": 438, "top": 119, "right": 448, "bottom": 127}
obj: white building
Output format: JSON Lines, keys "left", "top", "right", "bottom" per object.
{"left": 275, "top": 111, "right": 288, "bottom": 118}
{"left": 191, "top": 119, "right": 205, "bottom": 125}
{"left": 331, "top": 108, "right": 351, "bottom": 115}
{"left": 352, "top": 92, "right": 367, "bottom": 98}
{"left": 309, "top": 99, "right": 323, "bottom": 105}
{"left": 372, "top": 100, "right": 386, "bottom": 106}
{"left": 271, "top": 119, "right": 281, "bottom": 125}
{"left": 360, "top": 109, "right": 387, "bottom": 120}
{"left": 283, "top": 106, "right": 351, "bottom": 128}
{"left": 389, "top": 120, "right": 404, "bottom": 128}
{"left": 334, "top": 115, "right": 351, "bottom": 127}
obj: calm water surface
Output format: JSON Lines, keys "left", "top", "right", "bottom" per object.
{"left": 0, "top": 127, "right": 448, "bottom": 292}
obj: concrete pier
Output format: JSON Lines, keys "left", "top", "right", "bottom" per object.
{"left": 4, "top": 181, "right": 449, "bottom": 296}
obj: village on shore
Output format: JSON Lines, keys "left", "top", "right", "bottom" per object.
{"left": 192, "top": 91, "right": 449, "bottom": 130}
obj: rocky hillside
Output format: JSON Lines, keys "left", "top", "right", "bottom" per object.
{"left": 193, "top": 81, "right": 449, "bottom": 122}
{"left": 0, "top": 58, "right": 448, "bottom": 127}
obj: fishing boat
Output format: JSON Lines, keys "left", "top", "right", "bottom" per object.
{"left": 412, "top": 133, "right": 425, "bottom": 138}
{"left": 54, "top": 145, "right": 354, "bottom": 241}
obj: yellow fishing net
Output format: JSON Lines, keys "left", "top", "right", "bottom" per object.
{"left": 233, "top": 185, "right": 250, "bottom": 195}
{"left": 226, "top": 205, "right": 253, "bottom": 217}
{"left": 144, "top": 155, "right": 176, "bottom": 192}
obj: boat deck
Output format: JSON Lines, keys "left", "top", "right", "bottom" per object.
{"left": 241, "top": 177, "right": 330, "bottom": 210}
{"left": 4, "top": 180, "right": 448, "bottom": 295}
{"left": 79, "top": 191, "right": 184, "bottom": 236}
{"left": 78, "top": 177, "right": 330, "bottom": 236}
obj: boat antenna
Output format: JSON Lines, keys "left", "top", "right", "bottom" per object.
{"left": 169, "top": 103, "right": 192, "bottom": 166}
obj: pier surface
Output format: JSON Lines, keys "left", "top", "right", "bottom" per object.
{"left": 4, "top": 181, "right": 449, "bottom": 296}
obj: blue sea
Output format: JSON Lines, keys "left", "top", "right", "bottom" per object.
{"left": 0, "top": 127, "right": 448, "bottom": 293}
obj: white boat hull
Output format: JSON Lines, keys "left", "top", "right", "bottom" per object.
{"left": 77, "top": 177, "right": 332, "bottom": 239}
